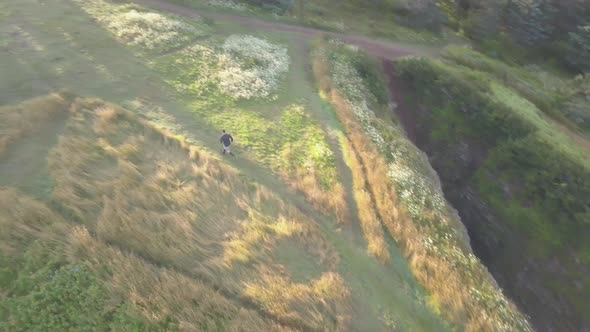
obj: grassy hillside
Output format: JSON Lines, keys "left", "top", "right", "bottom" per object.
{"left": 0, "top": 0, "right": 457, "bottom": 330}
{"left": 311, "top": 38, "right": 531, "bottom": 331}
{"left": 394, "top": 47, "right": 590, "bottom": 330}
{"left": 10, "top": 0, "right": 589, "bottom": 330}
{"left": 0, "top": 94, "right": 446, "bottom": 331}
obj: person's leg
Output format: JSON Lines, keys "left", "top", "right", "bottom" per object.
{"left": 226, "top": 145, "right": 235, "bottom": 157}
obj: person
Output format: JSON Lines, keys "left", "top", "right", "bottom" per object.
{"left": 220, "top": 129, "right": 234, "bottom": 156}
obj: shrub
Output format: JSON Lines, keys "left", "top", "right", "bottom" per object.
{"left": 392, "top": 0, "right": 446, "bottom": 32}
{"left": 218, "top": 35, "right": 290, "bottom": 99}
{"left": 241, "top": 0, "right": 294, "bottom": 14}
{"left": 3, "top": 265, "right": 110, "bottom": 331}
{"left": 566, "top": 25, "right": 590, "bottom": 72}
{"left": 207, "top": 0, "right": 247, "bottom": 11}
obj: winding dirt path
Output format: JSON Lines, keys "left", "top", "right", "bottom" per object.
{"left": 131, "top": 0, "right": 427, "bottom": 59}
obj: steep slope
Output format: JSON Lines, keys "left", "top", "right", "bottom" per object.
{"left": 391, "top": 50, "right": 590, "bottom": 331}
{"left": 0, "top": 0, "right": 552, "bottom": 331}
{"left": 311, "top": 39, "right": 532, "bottom": 331}
{"left": 0, "top": 94, "right": 446, "bottom": 331}
{"left": 0, "top": 0, "right": 449, "bottom": 330}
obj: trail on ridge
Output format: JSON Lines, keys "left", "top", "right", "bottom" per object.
{"left": 131, "top": 0, "right": 431, "bottom": 60}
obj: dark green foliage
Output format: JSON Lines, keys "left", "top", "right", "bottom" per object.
{"left": 504, "top": 0, "right": 555, "bottom": 47}
{"left": 243, "top": 0, "right": 294, "bottom": 14}
{"left": 0, "top": 246, "right": 179, "bottom": 332}
{"left": 441, "top": 47, "right": 574, "bottom": 124}
{"left": 444, "top": 0, "right": 590, "bottom": 72}
{"left": 566, "top": 25, "right": 590, "bottom": 72}
{"left": 396, "top": 57, "right": 590, "bottom": 260}
{"left": 462, "top": 2, "right": 503, "bottom": 42}
{"left": 395, "top": 57, "right": 533, "bottom": 144}
{"left": 330, "top": 45, "right": 390, "bottom": 106}
{"left": 394, "top": 0, "right": 446, "bottom": 32}
{"left": 477, "top": 136, "right": 590, "bottom": 252}
{"left": 348, "top": 51, "right": 390, "bottom": 106}
{"left": 4, "top": 265, "right": 110, "bottom": 331}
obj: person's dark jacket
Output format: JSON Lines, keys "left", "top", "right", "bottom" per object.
{"left": 220, "top": 133, "right": 233, "bottom": 147}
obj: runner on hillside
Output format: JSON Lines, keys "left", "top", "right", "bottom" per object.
{"left": 220, "top": 129, "right": 235, "bottom": 157}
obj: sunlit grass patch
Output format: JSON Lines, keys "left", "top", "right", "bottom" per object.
{"left": 243, "top": 266, "right": 351, "bottom": 331}
{"left": 0, "top": 93, "right": 70, "bottom": 156}
{"left": 223, "top": 209, "right": 305, "bottom": 265}
{"left": 203, "top": 103, "right": 347, "bottom": 222}
{"left": 68, "top": 227, "right": 280, "bottom": 331}
{"left": 0, "top": 189, "right": 166, "bottom": 331}
{"left": 152, "top": 42, "right": 229, "bottom": 102}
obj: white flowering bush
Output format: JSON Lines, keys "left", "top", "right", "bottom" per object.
{"left": 331, "top": 52, "right": 448, "bottom": 220}
{"left": 218, "top": 35, "right": 289, "bottom": 99}
{"left": 155, "top": 35, "right": 289, "bottom": 101}
{"left": 107, "top": 10, "right": 201, "bottom": 50}
{"left": 76, "top": 0, "right": 206, "bottom": 52}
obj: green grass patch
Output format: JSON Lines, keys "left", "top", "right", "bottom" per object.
{"left": 1, "top": 257, "right": 178, "bottom": 331}
{"left": 443, "top": 46, "right": 589, "bottom": 130}
{"left": 396, "top": 56, "right": 590, "bottom": 261}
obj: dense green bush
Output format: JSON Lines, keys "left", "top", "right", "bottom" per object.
{"left": 242, "top": 0, "right": 294, "bottom": 14}
{"left": 566, "top": 25, "right": 590, "bottom": 72}
{"left": 2, "top": 264, "right": 110, "bottom": 331}
{"left": 330, "top": 46, "right": 390, "bottom": 106}
{"left": 478, "top": 136, "right": 590, "bottom": 251}
{"left": 504, "top": 0, "right": 555, "bottom": 48}
{"left": 0, "top": 249, "right": 179, "bottom": 331}
{"left": 393, "top": 0, "right": 446, "bottom": 31}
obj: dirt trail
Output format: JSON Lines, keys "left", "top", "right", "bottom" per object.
{"left": 131, "top": 0, "right": 425, "bottom": 59}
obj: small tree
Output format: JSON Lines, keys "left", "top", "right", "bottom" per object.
{"left": 463, "top": 2, "right": 503, "bottom": 41}
{"left": 567, "top": 25, "right": 590, "bottom": 72}
{"left": 397, "top": 0, "right": 446, "bottom": 31}
{"left": 504, "top": 0, "right": 555, "bottom": 47}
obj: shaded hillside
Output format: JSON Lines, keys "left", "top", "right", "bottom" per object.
{"left": 391, "top": 49, "right": 590, "bottom": 331}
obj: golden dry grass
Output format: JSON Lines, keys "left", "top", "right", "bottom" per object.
{"left": 340, "top": 138, "right": 391, "bottom": 264}
{"left": 287, "top": 168, "right": 350, "bottom": 226}
{"left": 312, "top": 47, "right": 391, "bottom": 263}
{"left": 39, "top": 96, "right": 351, "bottom": 330}
{"left": 68, "top": 226, "right": 289, "bottom": 332}
{"left": 0, "top": 188, "right": 68, "bottom": 256}
{"left": 244, "top": 266, "right": 351, "bottom": 331}
{"left": 312, "top": 45, "right": 528, "bottom": 331}
{"left": 0, "top": 93, "right": 71, "bottom": 156}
